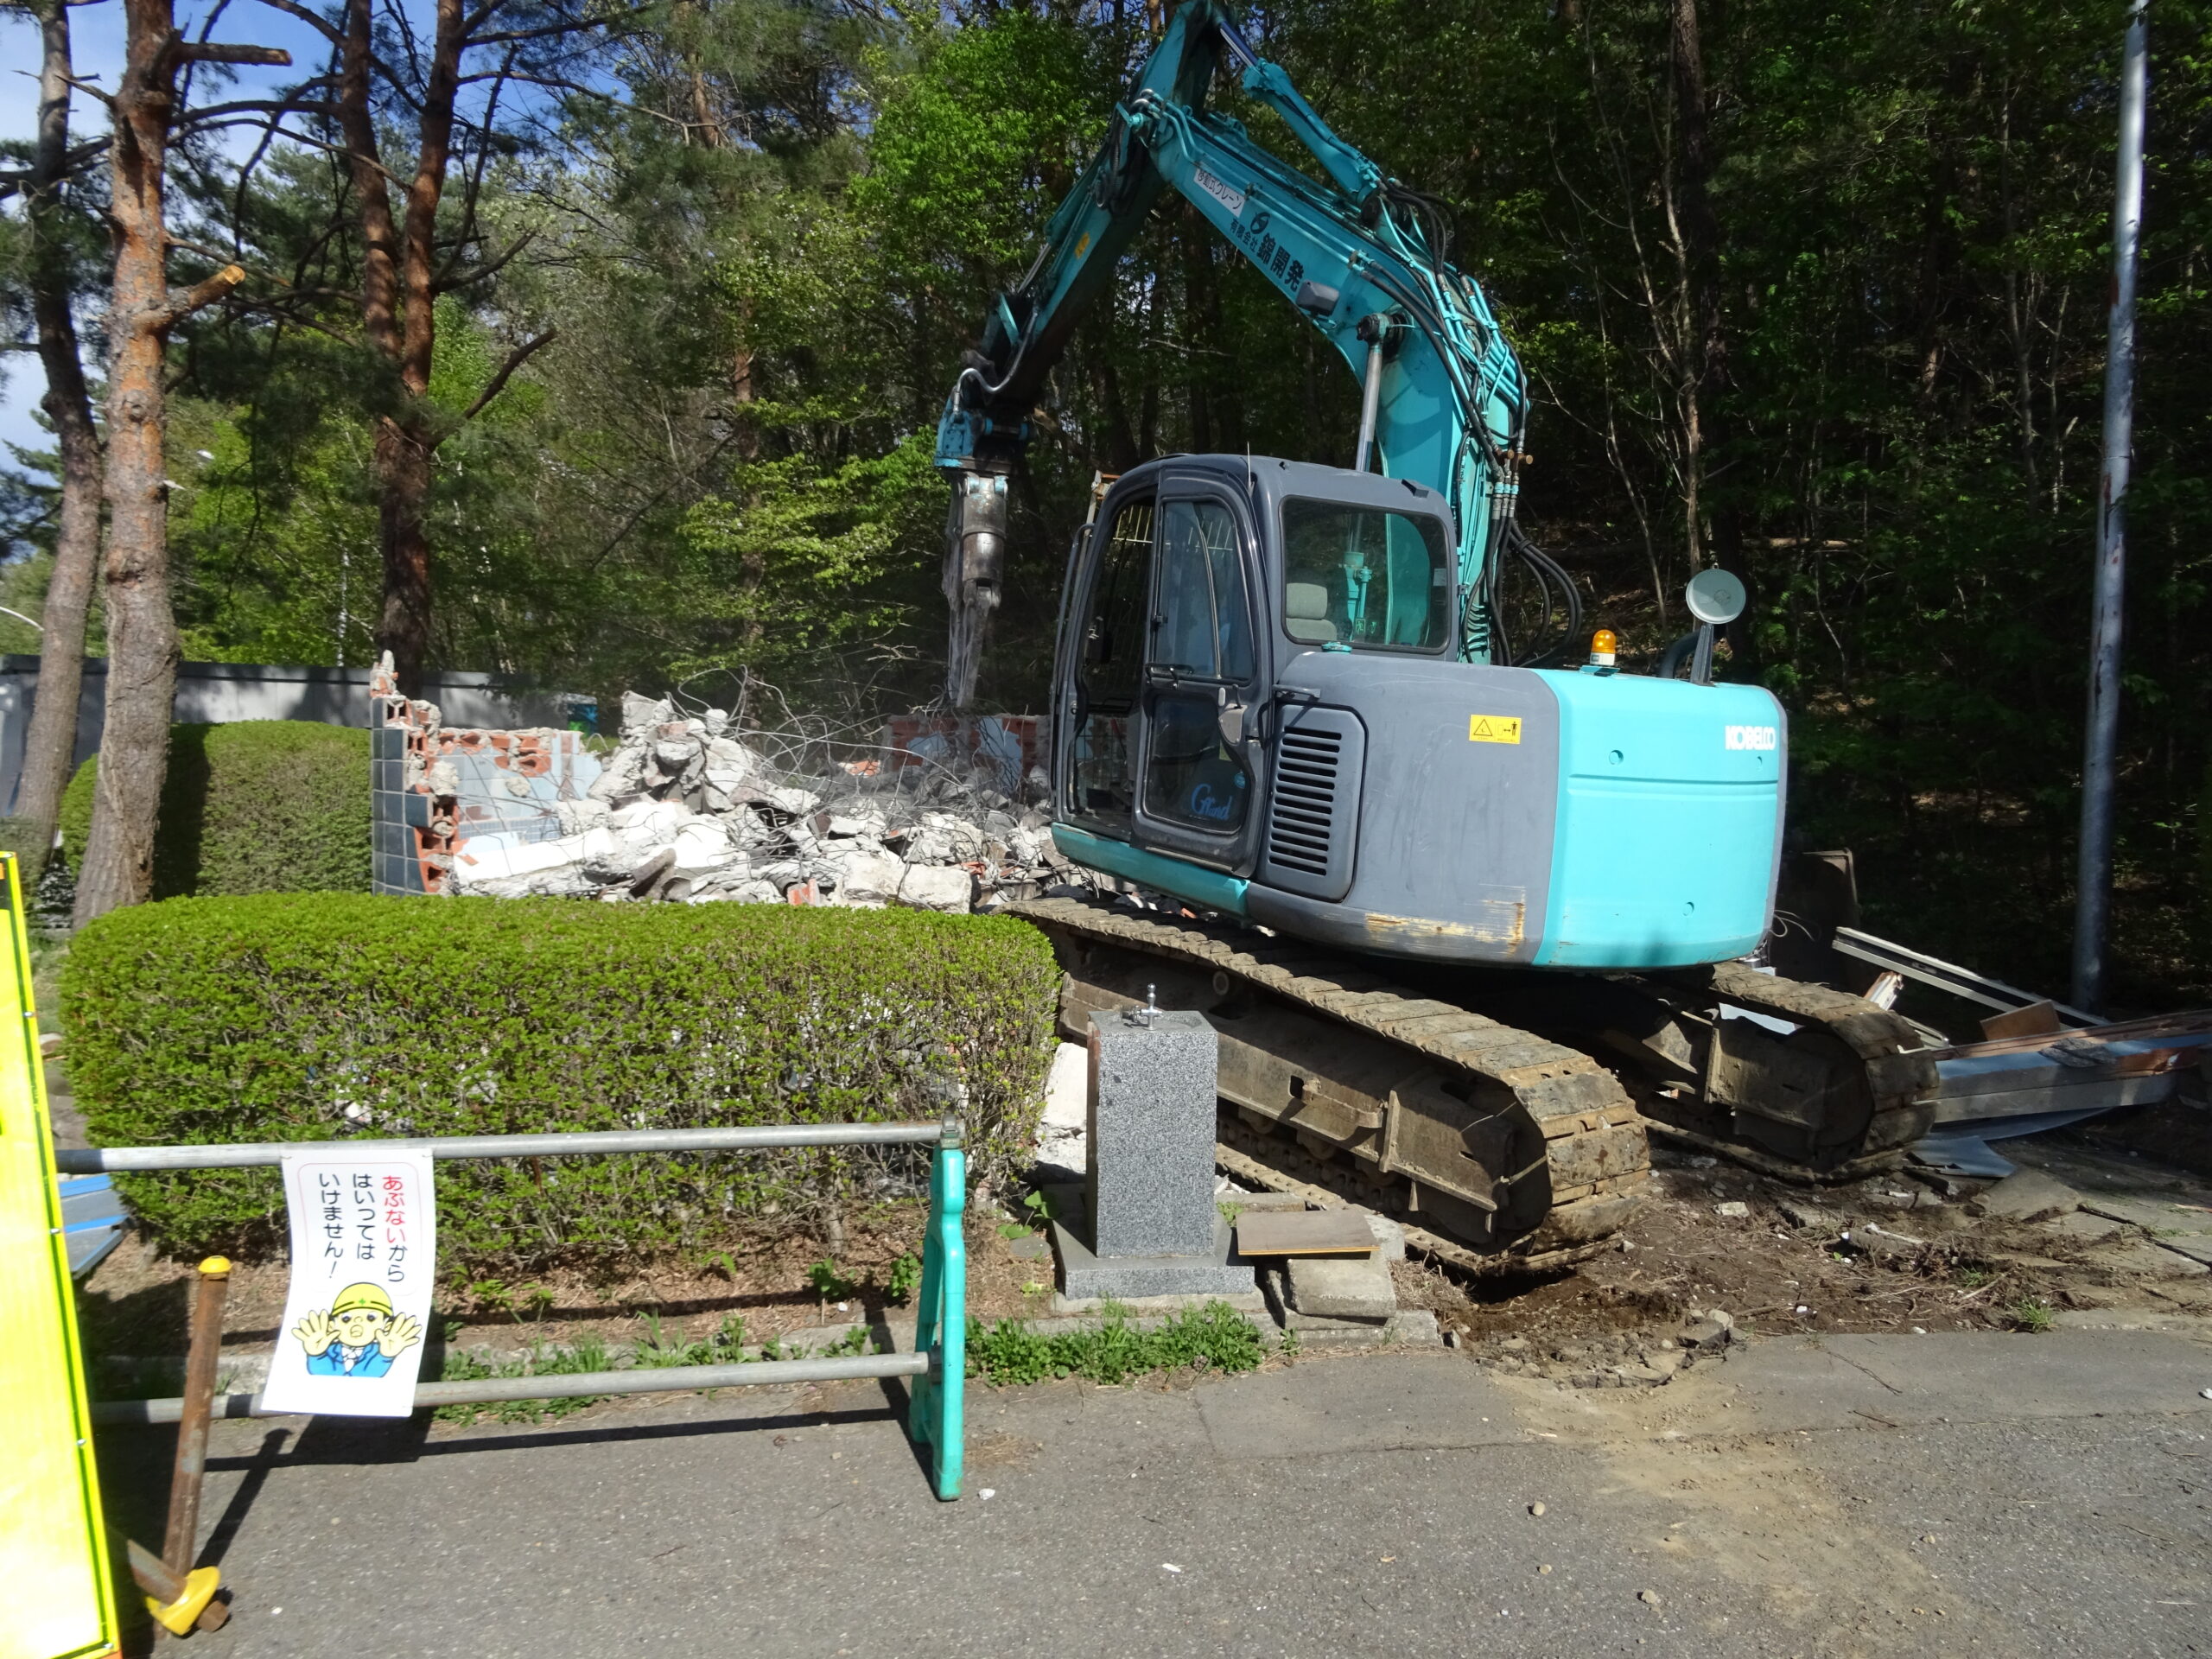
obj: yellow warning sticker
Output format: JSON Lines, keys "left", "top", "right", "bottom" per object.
{"left": 1468, "top": 715, "right": 1523, "bottom": 745}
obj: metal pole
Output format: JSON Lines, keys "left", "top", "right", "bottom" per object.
{"left": 56, "top": 1120, "right": 948, "bottom": 1174}
{"left": 92, "top": 1351, "right": 933, "bottom": 1427}
{"left": 156, "top": 1256, "right": 230, "bottom": 1637}
{"left": 2073, "top": 0, "right": 2151, "bottom": 1015}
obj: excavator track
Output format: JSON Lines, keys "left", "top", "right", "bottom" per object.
{"left": 1510, "top": 958, "right": 1939, "bottom": 1181}
{"left": 1009, "top": 895, "right": 1942, "bottom": 1271}
{"left": 1011, "top": 896, "right": 1653, "bottom": 1273}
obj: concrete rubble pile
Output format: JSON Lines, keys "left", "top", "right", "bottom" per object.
{"left": 451, "top": 693, "right": 1101, "bottom": 915}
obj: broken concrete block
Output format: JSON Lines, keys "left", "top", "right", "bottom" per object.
{"left": 620, "top": 690, "right": 672, "bottom": 735}
{"left": 670, "top": 818, "right": 738, "bottom": 874}
{"left": 1285, "top": 1253, "right": 1397, "bottom": 1321}
{"left": 554, "top": 798, "right": 610, "bottom": 836}
{"left": 896, "top": 864, "right": 973, "bottom": 912}
{"left": 652, "top": 736, "right": 702, "bottom": 773}
{"left": 764, "top": 785, "right": 821, "bottom": 817}
{"left": 830, "top": 849, "right": 906, "bottom": 908}
{"left": 1972, "top": 1169, "right": 2082, "bottom": 1223}
{"left": 1035, "top": 1040, "right": 1089, "bottom": 1169}
{"left": 1777, "top": 1196, "right": 1845, "bottom": 1232}
{"left": 1981, "top": 1176, "right": 2079, "bottom": 1230}
{"left": 1847, "top": 1221, "right": 1925, "bottom": 1262}
{"left": 2041, "top": 1210, "right": 2125, "bottom": 1243}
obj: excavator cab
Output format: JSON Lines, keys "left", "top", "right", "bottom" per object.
{"left": 1050, "top": 454, "right": 1789, "bottom": 969}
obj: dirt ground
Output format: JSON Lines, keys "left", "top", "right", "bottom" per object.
{"left": 74, "top": 1115, "right": 2212, "bottom": 1395}
{"left": 1391, "top": 1128, "right": 2212, "bottom": 1386}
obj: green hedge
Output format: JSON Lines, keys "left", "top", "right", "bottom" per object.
{"left": 62, "top": 894, "right": 1058, "bottom": 1272}
{"left": 60, "top": 721, "right": 370, "bottom": 898}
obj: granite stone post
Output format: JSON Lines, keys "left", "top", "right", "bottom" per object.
{"left": 1050, "top": 1007, "right": 1253, "bottom": 1301}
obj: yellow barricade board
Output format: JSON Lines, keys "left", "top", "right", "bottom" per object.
{"left": 0, "top": 854, "right": 119, "bottom": 1659}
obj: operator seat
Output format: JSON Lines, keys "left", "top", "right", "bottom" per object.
{"left": 1285, "top": 582, "right": 1338, "bottom": 645}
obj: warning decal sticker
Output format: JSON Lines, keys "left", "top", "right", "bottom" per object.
{"left": 1468, "top": 715, "right": 1523, "bottom": 745}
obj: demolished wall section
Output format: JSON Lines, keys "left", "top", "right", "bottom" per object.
{"left": 370, "top": 658, "right": 1107, "bottom": 915}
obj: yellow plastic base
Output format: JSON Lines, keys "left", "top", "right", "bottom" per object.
{"left": 146, "top": 1566, "right": 220, "bottom": 1636}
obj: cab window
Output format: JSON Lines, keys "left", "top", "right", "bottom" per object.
{"left": 1281, "top": 499, "right": 1452, "bottom": 652}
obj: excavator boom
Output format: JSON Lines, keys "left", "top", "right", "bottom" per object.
{"left": 938, "top": 0, "right": 1544, "bottom": 701}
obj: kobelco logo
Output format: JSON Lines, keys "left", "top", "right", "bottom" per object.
{"left": 1725, "top": 725, "right": 1778, "bottom": 752}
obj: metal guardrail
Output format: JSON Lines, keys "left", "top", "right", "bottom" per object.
{"left": 94, "top": 1351, "right": 932, "bottom": 1427}
{"left": 55, "top": 1121, "right": 947, "bottom": 1174}
{"left": 70, "top": 1120, "right": 970, "bottom": 1501}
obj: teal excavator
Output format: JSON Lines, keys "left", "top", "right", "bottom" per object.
{"left": 937, "top": 2, "right": 1935, "bottom": 1269}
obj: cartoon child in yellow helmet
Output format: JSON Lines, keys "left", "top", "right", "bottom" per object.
{"left": 294, "top": 1282, "right": 423, "bottom": 1377}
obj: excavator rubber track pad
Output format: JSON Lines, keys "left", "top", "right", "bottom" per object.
{"left": 1008, "top": 895, "right": 1651, "bottom": 1268}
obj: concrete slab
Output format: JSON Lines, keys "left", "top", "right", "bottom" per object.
{"left": 2082, "top": 1236, "right": 2212, "bottom": 1277}
{"left": 1194, "top": 1353, "right": 1523, "bottom": 1459}
{"left": 1686, "top": 1332, "right": 2212, "bottom": 1437}
{"left": 2006, "top": 1138, "right": 2212, "bottom": 1266}
{"left": 1972, "top": 1167, "right": 2082, "bottom": 1221}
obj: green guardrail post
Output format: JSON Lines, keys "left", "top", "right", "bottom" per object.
{"left": 908, "top": 1117, "right": 966, "bottom": 1500}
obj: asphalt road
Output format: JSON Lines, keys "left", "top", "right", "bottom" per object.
{"left": 93, "top": 1329, "right": 2212, "bottom": 1658}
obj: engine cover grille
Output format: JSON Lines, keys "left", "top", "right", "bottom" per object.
{"left": 1258, "top": 704, "right": 1363, "bottom": 901}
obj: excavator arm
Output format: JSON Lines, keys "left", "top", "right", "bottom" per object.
{"left": 936, "top": 0, "right": 1558, "bottom": 704}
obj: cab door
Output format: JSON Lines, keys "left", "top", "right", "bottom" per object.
{"left": 1058, "top": 485, "right": 1156, "bottom": 837}
{"left": 1131, "top": 479, "right": 1267, "bottom": 874}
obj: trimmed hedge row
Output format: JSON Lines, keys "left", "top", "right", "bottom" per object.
{"left": 62, "top": 894, "right": 1058, "bottom": 1272}
{"left": 60, "top": 721, "right": 371, "bottom": 899}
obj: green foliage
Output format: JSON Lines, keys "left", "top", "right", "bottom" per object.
{"left": 2008, "top": 1298, "right": 2056, "bottom": 1334}
{"left": 806, "top": 1258, "right": 858, "bottom": 1300}
{"left": 883, "top": 1249, "right": 921, "bottom": 1304}
{"left": 60, "top": 894, "right": 1058, "bottom": 1272}
{"left": 433, "top": 1334, "right": 612, "bottom": 1423}
{"left": 632, "top": 1309, "right": 759, "bottom": 1369}
{"left": 965, "top": 1300, "right": 1268, "bottom": 1387}
{"left": 59, "top": 722, "right": 369, "bottom": 899}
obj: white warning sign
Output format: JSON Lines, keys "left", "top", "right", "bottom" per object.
{"left": 258, "top": 1149, "right": 436, "bottom": 1418}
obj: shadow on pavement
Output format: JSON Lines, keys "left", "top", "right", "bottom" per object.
{"left": 201, "top": 1392, "right": 903, "bottom": 1472}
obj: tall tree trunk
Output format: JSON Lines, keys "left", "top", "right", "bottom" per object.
{"left": 731, "top": 343, "right": 764, "bottom": 654}
{"left": 77, "top": 0, "right": 192, "bottom": 921}
{"left": 1667, "top": 0, "right": 1736, "bottom": 569}
{"left": 72, "top": 0, "right": 269, "bottom": 921}
{"left": 341, "top": 0, "right": 463, "bottom": 694}
{"left": 12, "top": 0, "right": 104, "bottom": 890}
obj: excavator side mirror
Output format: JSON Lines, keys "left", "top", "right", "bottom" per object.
{"left": 1684, "top": 568, "right": 1746, "bottom": 626}
{"left": 1680, "top": 569, "right": 1745, "bottom": 686}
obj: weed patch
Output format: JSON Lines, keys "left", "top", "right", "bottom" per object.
{"left": 966, "top": 1300, "right": 1267, "bottom": 1386}
{"left": 432, "top": 1334, "right": 613, "bottom": 1424}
